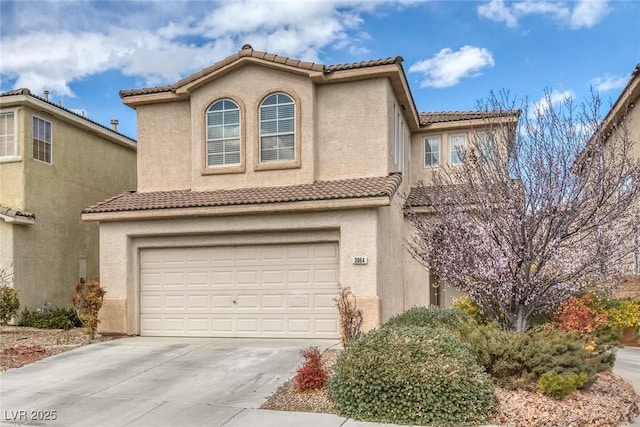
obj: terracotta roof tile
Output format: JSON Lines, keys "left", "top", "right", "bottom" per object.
{"left": 0, "top": 204, "right": 36, "bottom": 219}
{"left": 83, "top": 174, "right": 402, "bottom": 214}
{"left": 120, "top": 46, "right": 403, "bottom": 98}
{"left": 419, "top": 110, "right": 520, "bottom": 126}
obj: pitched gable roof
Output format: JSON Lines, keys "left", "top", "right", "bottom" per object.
{"left": 120, "top": 44, "right": 403, "bottom": 98}
{"left": 83, "top": 174, "right": 402, "bottom": 215}
{"left": 0, "top": 88, "right": 137, "bottom": 144}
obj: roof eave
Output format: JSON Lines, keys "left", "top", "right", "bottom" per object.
{"left": 82, "top": 196, "right": 391, "bottom": 222}
{"left": 0, "top": 213, "right": 35, "bottom": 225}
{"left": 0, "top": 94, "right": 137, "bottom": 149}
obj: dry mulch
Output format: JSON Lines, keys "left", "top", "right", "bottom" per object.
{"left": 0, "top": 326, "right": 119, "bottom": 372}
{"left": 261, "top": 348, "right": 640, "bottom": 427}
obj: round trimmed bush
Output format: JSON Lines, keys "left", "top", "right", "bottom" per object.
{"left": 383, "top": 305, "right": 470, "bottom": 334}
{"left": 327, "top": 326, "right": 495, "bottom": 426}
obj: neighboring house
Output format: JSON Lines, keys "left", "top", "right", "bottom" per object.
{"left": 0, "top": 89, "right": 137, "bottom": 312}
{"left": 82, "top": 45, "right": 515, "bottom": 338}
{"left": 598, "top": 63, "right": 640, "bottom": 298}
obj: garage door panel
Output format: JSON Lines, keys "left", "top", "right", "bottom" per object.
{"left": 315, "top": 269, "right": 338, "bottom": 283}
{"left": 140, "top": 243, "right": 339, "bottom": 338}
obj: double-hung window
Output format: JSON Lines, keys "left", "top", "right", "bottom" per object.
{"left": 450, "top": 134, "right": 466, "bottom": 166}
{"left": 33, "top": 116, "right": 52, "bottom": 164}
{"left": 476, "top": 132, "right": 495, "bottom": 162}
{"left": 259, "top": 93, "right": 295, "bottom": 163}
{"left": 424, "top": 136, "right": 440, "bottom": 167}
{"left": 206, "top": 99, "right": 241, "bottom": 167}
{"left": 0, "top": 112, "right": 17, "bottom": 158}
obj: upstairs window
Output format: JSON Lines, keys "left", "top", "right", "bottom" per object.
{"left": 33, "top": 116, "right": 52, "bottom": 164}
{"left": 259, "top": 92, "right": 295, "bottom": 163}
{"left": 0, "top": 112, "right": 17, "bottom": 158}
{"left": 424, "top": 136, "right": 441, "bottom": 167}
{"left": 206, "top": 99, "right": 241, "bottom": 167}
{"left": 476, "top": 132, "right": 495, "bottom": 162}
{"left": 450, "top": 134, "right": 466, "bottom": 166}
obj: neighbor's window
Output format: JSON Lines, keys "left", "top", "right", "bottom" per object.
{"left": 476, "top": 132, "right": 495, "bottom": 162}
{"left": 0, "top": 112, "right": 17, "bottom": 157}
{"left": 450, "top": 134, "right": 466, "bottom": 165}
{"left": 259, "top": 92, "right": 295, "bottom": 163}
{"left": 424, "top": 136, "right": 440, "bottom": 167}
{"left": 33, "top": 116, "right": 52, "bottom": 164}
{"left": 206, "top": 99, "right": 241, "bottom": 167}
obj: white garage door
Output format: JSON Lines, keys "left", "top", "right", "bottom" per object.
{"left": 139, "top": 242, "right": 340, "bottom": 338}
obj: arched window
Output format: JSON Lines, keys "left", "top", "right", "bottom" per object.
{"left": 206, "top": 99, "right": 240, "bottom": 167}
{"left": 259, "top": 93, "right": 295, "bottom": 163}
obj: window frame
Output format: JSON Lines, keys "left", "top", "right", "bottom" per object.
{"left": 424, "top": 135, "right": 441, "bottom": 168}
{"left": 201, "top": 95, "right": 246, "bottom": 175}
{"left": 0, "top": 110, "right": 20, "bottom": 163}
{"left": 254, "top": 90, "right": 301, "bottom": 171}
{"left": 475, "top": 131, "right": 495, "bottom": 162}
{"left": 32, "top": 115, "right": 52, "bottom": 164}
{"left": 449, "top": 133, "right": 467, "bottom": 166}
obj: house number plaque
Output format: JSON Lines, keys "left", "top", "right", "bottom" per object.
{"left": 352, "top": 256, "right": 368, "bottom": 265}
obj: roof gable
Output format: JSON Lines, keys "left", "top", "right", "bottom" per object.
{"left": 120, "top": 44, "right": 403, "bottom": 99}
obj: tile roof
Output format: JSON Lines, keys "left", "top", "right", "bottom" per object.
{"left": 0, "top": 205, "right": 36, "bottom": 219}
{"left": 419, "top": 110, "right": 520, "bottom": 126}
{"left": 120, "top": 44, "right": 403, "bottom": 98}
{"left": 406, "top": 186, "right": 437, "bottom": 208}
{"left": 83, "top": 174, "right": 403, "bottom": 214}
{"left": 0, "top": 89, "right": 137, "bottom": 143}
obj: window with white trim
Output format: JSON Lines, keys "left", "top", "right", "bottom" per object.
{"left": 450, "top": 134, "right": 466, "bottom": 165}
{"left": 424, "top": 136, "right": 440, "bottom": 167}
{"left": 206, "top": 99, "right": 241, "bottom": 167}
{"left": 0, "top": 112, "right": 17, "bottom": 157}
{"left": 476, "top": 132, "right": 495, "bottom": 162}
{"left": 33, "top": 116, "right": 52, "bottom": 164}
{"left": 259, "top": 93, "right": 295, "bottom": 163}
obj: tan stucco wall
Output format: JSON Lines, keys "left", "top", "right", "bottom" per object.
{"left": 190, "top": 65, "right": 316, "bottom": 190}
{"left": 315, "top": 79, "right": 391, "bottom": 180}
{"left": 136, "top": 101, "right": 191, "bottom": 192}
{"left": 0, "top": 222, "right": 13, "bottom": 279}
{"left": 133, "top": 67, "right": 397, "bottom": 193}
{"left": 10, "top": 105, "right": 136, "bottom": 310}
{"left": 97, "top": 208, "right": 388, "bottom": 335}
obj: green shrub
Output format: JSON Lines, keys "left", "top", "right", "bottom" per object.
{"left": 462, "top": 325, "right": 604, "bottom": 391}
{"left": 383, "top": 305, "right": 470, "bottom": 333}
{"left": 0, "top": 285, "right": 20, "bottom": 326}
{"left": 19, "top": 308, "right": 82, "bottom": 330}
{"left": 538, "top": 371, "right": 588, "bottom": 399}
{"left": 327, "top": 326, "right": 495, "bottom": 426}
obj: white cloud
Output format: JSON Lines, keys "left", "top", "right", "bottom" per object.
{"left": 0, "top": 0, "right": 415, "bottom": 98}
{"left": 477, "top": 0, "right": 518, "bottom": 28}
{"left": 531, "top": 89, "right": 574, "bottom": 117}
{"left": 570, "top": 0, "right": 610, "bottom": 29}
{"left": 590, "top": 74, "right": 628, "bottom": 92}
{"left": 478, "top": 0, "right": 609, "bottom": 29}
{"left": 408, "top": 46, "right": 495, "bottom": 88}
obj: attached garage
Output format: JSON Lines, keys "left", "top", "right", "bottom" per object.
{"left": 139, "top": 242, "right": 340, "bottom": 338}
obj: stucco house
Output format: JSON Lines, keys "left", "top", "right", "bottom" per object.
{"left": 82, "top": 45, "right": 516, "bottom": 338}
{"left": 0, "top": 89, "right": 137, "bottom": 312}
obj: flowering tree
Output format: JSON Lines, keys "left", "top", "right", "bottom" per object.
{"left": 406, "top": 90, "right": 640, "bottom": 332}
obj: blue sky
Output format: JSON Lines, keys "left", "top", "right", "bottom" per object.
{"left": 1, "top": 0, "right": 639, "bottom": 139}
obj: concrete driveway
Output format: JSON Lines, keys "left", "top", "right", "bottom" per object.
{"left": 0, "top": 337, "right": 340, "bottom": 427}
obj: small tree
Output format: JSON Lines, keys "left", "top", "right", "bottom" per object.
{"left": 72, "top": 280, "right": 106, "bottom": 339}
{"left": 0, "top": 267, "right": 20, "bottom": 327}
{"left": 334, "top": 286, "right": 363, "bottom": 347}
{"left": 407, "top": 90, "right": 640, "bottom": 332}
